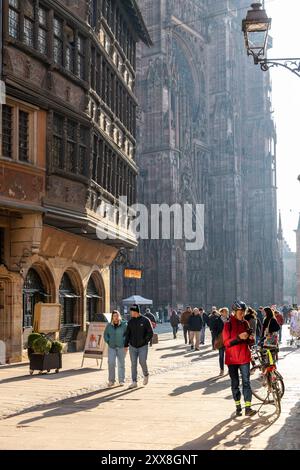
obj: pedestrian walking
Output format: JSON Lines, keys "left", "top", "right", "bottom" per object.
{"left": 180, "top": 306, "right": 193, "bottom": 345}
{"left": 199, "top": 307, "right": 209, "bottom": 345}
{"left": 245, "top": 307, "right": 258, "bottom": 343}
{"left": 144, "top": 308, "right": 157, "bottom": 347}
{"left": 104, "top": 310, "right": 128, "bottom": 387}
{"left": 124, "top": 304, "right": 153, "bottom": 389}
{"left": 212, "top": 307, "right": 229, "bottom": 376}
{"left": 170, "top": 310, "right": 180, "bottom": 338}
{"left": 274, "top": 310, "right": 284, "bottom": 343}
{"left": 208, "top": 306, "right": 220, "bottom": 350}
{"left": 223, "top": 300, "right": 256, "bottom": 417}
{"left": 282, "top": 305, "right": 289, "bottom": 324}
{"left": 261, "top": 307, "right": 280, "bottom": 347}
{"left": 188, "top": 308, "right": 203, "bottom": 351}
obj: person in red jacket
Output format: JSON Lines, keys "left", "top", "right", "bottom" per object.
{"left": 223, "top": 300, "right": 256, "bottom": 417}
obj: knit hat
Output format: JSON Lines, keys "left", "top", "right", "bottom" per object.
{"left": 130, "top": 304, "right": 140, "bottom": 313}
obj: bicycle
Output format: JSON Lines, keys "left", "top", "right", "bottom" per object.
{"left": 250, "top": 345, "right": 284, "bottom": 414}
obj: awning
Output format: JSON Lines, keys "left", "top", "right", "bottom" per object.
{"left": 23, "top": 289, "right": 49, "bottom": 296}
{"left": 59, "top": 293, "right": 81, "bottom": 299}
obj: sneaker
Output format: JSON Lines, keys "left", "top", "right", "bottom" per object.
{"left": 245, "top": 407, "right": 257, "bottom": 417}
{"left": 195, "top": 348, "right": 200, "bottom": 351}
{"left": 119, "top": 382, "right": 125, "bottom": 386}
{"left": 128, "top": 382, "right": 138, "bottom": 389}
{"left": 107, "top": 382, "right": 115, "bottom": 388}
{"left": 143, "top": 375, "right": 149, "bottom": 386}
{"left": 236, "top": 405, "right": 242, "bottom": 417}
{"left": 191, "top": 345, "right": 194, "bottom": 350}
{"left": 219, "top": 369, "right": 224, "bottom": 376}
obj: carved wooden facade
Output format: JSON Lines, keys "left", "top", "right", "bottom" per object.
{"left": 111, "top": 0, "right": 283, "bottom": 311}
{"left": 0, "top": 0, "right": 151, "bottom": 362}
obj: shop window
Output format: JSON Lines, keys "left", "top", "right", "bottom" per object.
{"left": 59, "top": 273, "right": 79, "bottom": 325}
{"left": 86, "top": 277, "right": 102, "bottom": 322}
{"left": 23, "top": 268, "right": 48, "bottom": 328}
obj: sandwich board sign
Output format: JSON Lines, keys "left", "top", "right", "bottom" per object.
{"left": 81, "top": 321, "right": 108, "bottom": 368}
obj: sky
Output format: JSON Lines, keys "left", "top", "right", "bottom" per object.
{"left": 264, "top": 0, "right": 300, "bottom": 251}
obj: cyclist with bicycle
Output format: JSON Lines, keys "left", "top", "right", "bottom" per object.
{"left": 223, "top": 300, "right": 256, "bottom": 417}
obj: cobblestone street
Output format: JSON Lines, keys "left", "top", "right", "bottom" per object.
{"left": 0, "top": 325, "right": 299, "bottom": 450}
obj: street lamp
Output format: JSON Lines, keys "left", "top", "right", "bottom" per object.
{"left": 242, "top": 2, "right": 271, "bottom": 64}
{"left": 242, "top": 3, "right": 300, "bottom": 78}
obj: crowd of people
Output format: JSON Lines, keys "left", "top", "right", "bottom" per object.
{"left": 173, "top": 301, "right": 286, "bottom": 416}
{"left": 103, "top": 300, "right": 291, "bottom": 417}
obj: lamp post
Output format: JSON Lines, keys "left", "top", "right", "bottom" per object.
{"left": 242, "top": 3, "right": 300, "bottom": 78}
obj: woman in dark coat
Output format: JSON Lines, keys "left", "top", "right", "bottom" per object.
{"left": 170, "top": 310, "right": 180, "bottom": 339}
{"left": 261, "top": 307, "right": 280, "bottom": 345}
{"left": 245, "top": 307, "right": 258, "bottom": 343}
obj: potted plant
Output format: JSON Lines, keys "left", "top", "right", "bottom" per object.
{"left": 28, "top": 333, "right": 63, "bottom": 375}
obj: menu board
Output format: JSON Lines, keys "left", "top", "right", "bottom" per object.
{"left": 33, "top": 303, "right": 61, "bottom": 333}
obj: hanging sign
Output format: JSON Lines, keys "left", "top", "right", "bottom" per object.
{"left": 124, "top": 269, "right": 142, "bottom": 279}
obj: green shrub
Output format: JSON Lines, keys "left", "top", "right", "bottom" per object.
{"left": 32, "top": 336, "right": 52, "bottom": 354}
{"left": 50, "top": 341, "right": 63, "bottom": 354}
{"left": 27, "top": 333, "right": 42, "bottom": 349}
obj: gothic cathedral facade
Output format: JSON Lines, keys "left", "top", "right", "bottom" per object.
{"left": 111, "top": 0, "right": 283, "bottom": 311}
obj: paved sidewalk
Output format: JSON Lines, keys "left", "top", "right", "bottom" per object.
{"left": 0, "top": 326, "right": 194, "bottom": 420}
{"left": 0, "top": 325, "right": 299, "bottom": 450}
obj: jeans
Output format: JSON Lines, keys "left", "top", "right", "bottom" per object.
{"left": 108, "top": 347, "right": 125, "bottom": 383}
{"left": 219, "top": 347, "right": 225, "bottom": 371}
{"left": 279, "top": 326, "right": 282, "bottom": 342}
{"left": 200, "top": 326, "right": 206, "bottom": 344}
{"left": 172, "top": 326, "right": 178, "bottom": 338}
{"left": 190, "top": 331, "right": 200, "bottom": 349}
{"left": 228, "top": 363, "right": 252, "bottom": 404}
{"left": 129, "top": 345, "right": 149, "bottom": 382}
{"left": 183, "top": 325, "right": 190, "bottom": 344}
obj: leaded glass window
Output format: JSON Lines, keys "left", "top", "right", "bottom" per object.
{"left": 19, "top": 111, "right": 29, "bottom": 162}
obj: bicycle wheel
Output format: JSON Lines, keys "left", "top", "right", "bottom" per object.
{"left": 250, "top": 365, "right": 271, "bottom": 403}
{"left": 274, "top": 370, "right": 285, "bottom": 399}
{"left": 270, "top": 377, "right": 282, "bottom": 414}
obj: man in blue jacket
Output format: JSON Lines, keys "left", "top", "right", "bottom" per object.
{"left": 124, "top": 304, "right": 153, "bottom": 389}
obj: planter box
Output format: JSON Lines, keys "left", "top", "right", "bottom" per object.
{"left": 29, "top": 352, "right": 62, "bottom": 374}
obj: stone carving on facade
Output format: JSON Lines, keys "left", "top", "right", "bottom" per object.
{"left": 0, "top": 166, "right": 43, "bottom": 203}
{"left": 42, "top": 70, "right": 55, "bottom": 92}
{"left": 24, "top": 59, "right": 31, "bottom": 80}
{"left": 46, "top": 177, "right": 86, "bottom": 208}
{"left": 3, "top": 48, "right": 12, "bottom": 71}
